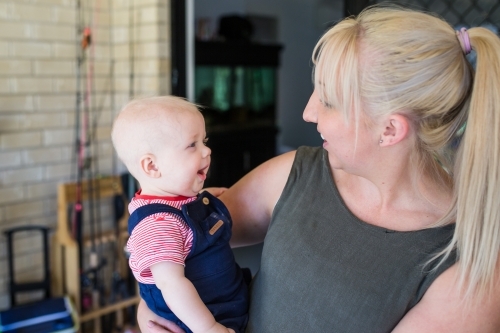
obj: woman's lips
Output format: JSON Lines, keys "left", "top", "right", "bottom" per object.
{"left": 321, "top": 133, "right": 327, "bottom": 147}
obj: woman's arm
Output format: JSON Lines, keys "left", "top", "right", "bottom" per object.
{"left": 219, "top": 150, "right": 296, "bottom": 248}
{"left": 392, "top": 262, "right": 500, "bottom": 332}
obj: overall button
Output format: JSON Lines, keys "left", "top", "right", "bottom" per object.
{"left": 203, "top": 197, "right": 210, "bottom": 205}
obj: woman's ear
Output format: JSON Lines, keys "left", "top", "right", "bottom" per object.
{"left": 380, "top": 114, "right": 410, "bottom": 146}
{"left": 140, "top": 154, "right": 161, "bottom": 178}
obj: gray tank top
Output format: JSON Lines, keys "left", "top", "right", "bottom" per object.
{"left": 246, "top": 146, "right": 456, "bottom": 333}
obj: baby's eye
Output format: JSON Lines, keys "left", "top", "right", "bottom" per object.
{"left": 203, "top": 138, "right": 209, "bottom": 146}
{"left": 188, "top": 142, "right": 196, "bottom": 148}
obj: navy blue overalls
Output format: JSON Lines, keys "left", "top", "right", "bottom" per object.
{"left": 128, "top": 191, "right": 249, "bottom": 333}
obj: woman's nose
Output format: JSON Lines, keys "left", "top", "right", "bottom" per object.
{"left": 303, "top": 95, "right": 318, "bottom": 123}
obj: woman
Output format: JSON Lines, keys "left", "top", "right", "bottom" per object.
{"left": 138, "top": 5, "right": 500, "bottom": 332}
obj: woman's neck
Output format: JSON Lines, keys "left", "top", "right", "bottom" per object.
{"left": 332, "top": 161, "right": 453, "bottom": 231}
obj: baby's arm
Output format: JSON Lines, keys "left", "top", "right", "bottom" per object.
{"left": 150, "top": 261, "right": 234, "bottom": 333}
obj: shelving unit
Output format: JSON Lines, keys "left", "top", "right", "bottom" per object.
{"left": 195, "top": 41, "right": 283, "bottom": 187}
{"left": 51, "top": 176, "right": 139, "bottom": 333}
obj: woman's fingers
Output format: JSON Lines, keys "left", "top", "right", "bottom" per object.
{"left": 146, "top": 320, "right": 186, "bottom": 333}
{"left": 201, "top": 187, "right": 228, "bottom": 197}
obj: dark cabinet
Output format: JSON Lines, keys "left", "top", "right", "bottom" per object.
{"left": 205, "top": 125, "right": 278, "bottom": 187}
{"left": 195, "top": 41, "right": 283, "bottom": 187}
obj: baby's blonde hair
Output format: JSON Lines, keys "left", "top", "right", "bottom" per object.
{"left": 111, "top": 96, "right": 200, "bottom": 178}
{"left": 313, "top": 5, "right": 500, "bottom": 300}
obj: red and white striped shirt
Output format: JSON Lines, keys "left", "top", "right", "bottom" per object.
{"left": 127, "top": 191, "right": 195, "bottom": 284}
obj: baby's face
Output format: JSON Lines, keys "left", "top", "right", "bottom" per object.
{"left": 155, "top": 110, "right": 211, "bottom": 197}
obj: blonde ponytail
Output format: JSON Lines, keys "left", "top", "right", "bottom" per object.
{"left": 446, "top": 27, "right": 500, "bottom": 298}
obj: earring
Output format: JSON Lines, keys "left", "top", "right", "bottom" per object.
{"left": 379, "top": 139, "right": 383, "bottom": 143}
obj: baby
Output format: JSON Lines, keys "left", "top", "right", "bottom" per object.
{"left": 111, "top": 96, "right": 248, "bottom": 333}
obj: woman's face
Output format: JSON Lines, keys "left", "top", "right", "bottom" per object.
{"left": 303, "top": 89, "right": 378, "bottom": 174}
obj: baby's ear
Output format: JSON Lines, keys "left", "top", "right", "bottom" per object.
{"left": 140, "top": 154, "right": 161, "bottom": 178}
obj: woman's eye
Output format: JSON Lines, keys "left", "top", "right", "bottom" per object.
{"left": 320, "top": 99, "right": 332, "bottom": 108}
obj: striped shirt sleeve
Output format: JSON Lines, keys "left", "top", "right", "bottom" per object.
{"left": 127, "top": 198, "right": 194, "bottom": 284}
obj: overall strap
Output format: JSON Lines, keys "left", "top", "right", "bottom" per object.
{"left": 128, "top": 203, "right": 183, "bottom": 235}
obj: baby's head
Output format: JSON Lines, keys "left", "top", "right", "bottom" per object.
{"left": 111, "top": 96, "right": 211, "bottom": 197}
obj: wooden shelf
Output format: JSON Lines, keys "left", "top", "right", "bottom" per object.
{"left": 52, "top": 176, "right": 139, "bottom": 333}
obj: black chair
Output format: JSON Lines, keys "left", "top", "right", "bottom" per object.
{"left": 4, "top": 225, "right": 51, "bottom": 306}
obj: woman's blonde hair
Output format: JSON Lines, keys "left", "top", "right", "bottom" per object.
{"left": 313, "top": 5, "right": 500, "bottom": 299}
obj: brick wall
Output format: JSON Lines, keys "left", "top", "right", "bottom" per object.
{"left": 0, "top": 0, "right": 170, "bottom": 309}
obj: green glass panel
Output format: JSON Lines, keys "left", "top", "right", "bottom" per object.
{"left": 195, "top": 66, "right": 276, "bottom": 113}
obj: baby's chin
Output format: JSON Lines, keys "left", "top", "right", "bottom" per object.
{"left": 180, "top": 185, "right": 204, "bottom": 197}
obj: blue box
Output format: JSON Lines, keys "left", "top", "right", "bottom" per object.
{"left": 0, "top": 297, "right": 78, "bottom": 333}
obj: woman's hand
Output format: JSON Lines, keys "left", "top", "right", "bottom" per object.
{"left": 138, "top": 299, "right": 185, "bottom": 333}
{"left": 201, "top": 187, "right": 228, "bottom": 197}
{"left": 145, "top": 318, "right": 186, "bottom": 333}
{"left": 138, "top": 299, "right": 236, "bottom": 333}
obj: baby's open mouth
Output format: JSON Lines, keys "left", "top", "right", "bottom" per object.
{"left": 197, "top": 165, "right": 209, "bottom": 179}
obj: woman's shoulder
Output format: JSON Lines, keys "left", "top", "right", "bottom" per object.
{"left": 267, "top": 145, "right": 323, "bottom": 166}
{"left": 285, "top": 145, "right": 326, "bottom": 170}
{"left": 260, "top": 146, "right": 326, "bottom": 185}
{"left": 295, "top": 145, "right": 324, "bottom": 157}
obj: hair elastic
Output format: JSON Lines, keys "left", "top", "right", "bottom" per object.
{"left": 457, "top": 27, "right": 471, "bottom": 55}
